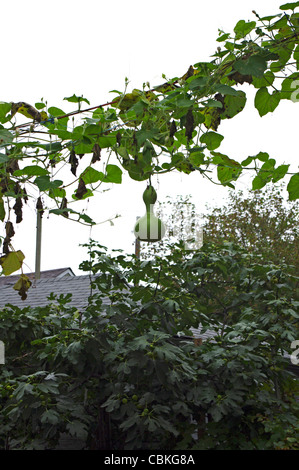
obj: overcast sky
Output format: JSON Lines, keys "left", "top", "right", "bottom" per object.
{"left": 1, "top": 0, "right": 297, "bottom": 275}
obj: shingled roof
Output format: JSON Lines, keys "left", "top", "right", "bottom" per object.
{"left": 0, "top": 268, "right": 75, "bottom": 288}
{"left": 0, "top": 272, "right": 98, "bottom": 310}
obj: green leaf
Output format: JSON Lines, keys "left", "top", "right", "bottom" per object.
{"left": 136, "top": 129, "right": 159, "bottom": 147}
{"left": 252, "top": 159, "right": 276, "bottom": 189}
{"left": 48, "top": 106, "right": 66, "bottom": 118}
{"left": 81, "top": 164, "right": 122, "bottom": 185}
{"left": 216, "top": 32, "right": 230, "bottom": 42}
{"left": 47, "top": 107, "right": 69, "bottom": 128}
{"left": 188, "top": 76, "right": 208, "bottom": 91}
{"left": 254, "top": 88, "right": 280, "bottom": 116}
{"left": 41, "top": 410, "right": 60, "bottom": 425}
{"left": 81, "top": 166, "right": 103, "bottom": 184}
{"left": 252, "top": 71, "right": 275, "bottom": 89}
{"left": 272, "top": 164, "right": 290, "bottom": 183}
{"left": 0, "top": 153, "right": 10, "bottom": 164}
{"left": 66, "top": 420, "right": 88, "bottom": 440}
{"left": 220, "top": 91, "right": 247, "bottom": 119}
{"left": 200, "top": 131, "right": 224, "bottom": 150}
{"left": 13, "top": 165, "right": 49, "bottom": 177}
{"left": 287, "top": 173, "right": 299, "bottom": 200}
{"left": 213, "top": 84, "right": 239, "bottom": 96}
{"left": 98, "top": 135, "right": 117, "bottom": 148}
{"left": 212, "top": 152, "right": 242, "bottom": 185}
{"left": 270, "top": 40, "right": 295, "bottom": 72}
{"left": 234, "top": 55, "right": 267, "bottom": 78}
{"left": 254, "top": 151, "right": 269, "bottom": 162}
{"left": 0, "top": 129, "right": 13, "bottom": 146}
{"left": 280, "top": 2, "right": 299, "bottom": 10}
{"left": 34, "top": 176, "right": 63, "bottom": 191}
{"left": 0, "top": 102, "right": 12, "bottom": 123}
{"left": 0, "top": 250, "right": 25, "bottom": 275}
{"left": 39, "top": 141, "right": 63, "bottom": 153}
{"left": 64, "top": 94, "right": 90, "bottom": 105}
{"left": 241, "top": 156, "right": 254, "bottom": 166}
{"left": 35, "top": 102, "right": 46, "bottom": 110}
{"left": 234, "top": 20, "right": 256, "bottom": 39}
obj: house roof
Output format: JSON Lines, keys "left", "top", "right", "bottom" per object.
{"left": 0, "top": 268, "right": 75, "bottom": 288}
{"left": 0, "top": 272, "right": 98, "bottom": 310}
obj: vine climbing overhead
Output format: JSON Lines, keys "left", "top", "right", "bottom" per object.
{"left": 1, "top": 2, "right": 299, "bottom": 297}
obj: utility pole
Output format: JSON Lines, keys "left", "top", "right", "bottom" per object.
{"left": 134, "top": 217, "right": 141, "bottom": 287}
{"left": 134, "top": 216, "right": 141, "bottom": 259}
{"left": 35, "top": 197, "right": 43, "bottom": 280}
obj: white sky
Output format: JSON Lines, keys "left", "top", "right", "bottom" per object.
{"left": 1, "top": 0, "right": 298, "bottom": 275}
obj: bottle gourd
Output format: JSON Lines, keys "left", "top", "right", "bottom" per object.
{"left": 134, "top": 185, "right": 166, "bottom": 242}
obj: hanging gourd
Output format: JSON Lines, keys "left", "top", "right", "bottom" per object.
{"left": 134, "top": 184, "right": 166, "bottom": 242}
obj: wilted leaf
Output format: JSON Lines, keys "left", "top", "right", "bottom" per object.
{"left": 0, "top": 250, "right": 25, "bottom": 275}
{"left": 91, "top": 143, "right": 101, "bottom": 163}
{"left": 185, "top": 109, "right": 195, "bottom": 141}
{"left": 69, "top": 149, "right": 79, "bottom": 176}
{"left": 13, "top": 274, "right": 32, "bottom": 300}
{"left": 75, "top": 178, "right": 88, "bottom": 199}
{"left": 13, "top": 197, "right": 23, "bottom": 223}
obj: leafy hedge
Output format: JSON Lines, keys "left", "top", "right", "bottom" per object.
{"left": 0, "top": 242, "right": 298, "bottom": 449}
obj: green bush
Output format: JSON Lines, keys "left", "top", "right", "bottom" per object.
{"left": 0, "top": 241, "right": 298, "bottom": 449}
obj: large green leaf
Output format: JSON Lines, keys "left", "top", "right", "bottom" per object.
{"left": 252, "top": 71, "right": 275, "bottom": 89}
{"left": 34, "top": 176, "right": 63, "bottom": 191}
{"left": 212, "top": 152, "right": 242, "bottom": 186}
{"left": 81, "top": 164, "right": 122, "bottom": 185}
{"left": 13, "top": 166, "right": 49, "bottom": 177}
{"left": 280, "top": 2, "right": 299, "bottom": 11}
{"left": 254, "top": 88, "right": 280, "bottom": 116}
{"left": 81, "top": 166, "right": 103, "bottom": 184}
{"left": 212, "top": 84, "right": 239, "bottom": 96}
{"left": 200, "top": 131, "right": 224, "bottom": 150}
{"left": 220, "top": 91, "right": 247, "bottom": 119}
{"left": 252, "top": 159, "right": 276, "bottom": 189}
{"left": 234, "top": 20, "right": 256, "bottom": 39}
{"left": 233, "top": 55, "right": 267, "bottom": 78}
{"left": 287, "top": 173, "right": 299, "bottom": 200}
{"left": 103, "top": 164, "right": 122, "bottom": 184}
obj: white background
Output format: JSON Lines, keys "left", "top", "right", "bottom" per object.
{"left": 0, "top": 0, "right": 297, "bottom": 274}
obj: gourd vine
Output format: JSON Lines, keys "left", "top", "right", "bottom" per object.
{"left": 1, "top": 2, "right": 299, "bottom": 298}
